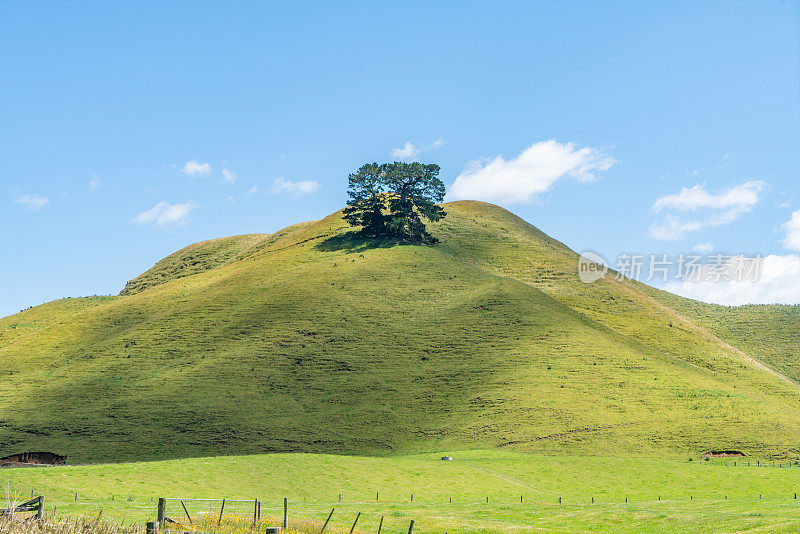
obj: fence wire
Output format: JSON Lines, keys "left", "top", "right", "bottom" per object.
{"left": 163, "top": 499, "right": 259, "bottom": 525}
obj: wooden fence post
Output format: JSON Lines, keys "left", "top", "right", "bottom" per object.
{"left": 348, "top": 512, "right": 360, "bottom": 534}
{"left": 157, "top": 498, "right": 166, "bottom": 527}
{"left": 283, "top": 498, "right": 288, "bottom": 530}
{"left": 377, "top": 516, "right": 384, "bottom": 534}
{"left": 181, "top": 500, "right": 193, "bottom": 525}
{"left": 407, "top": 520, "right": 415, "bottom": 534}
{"left": 146, "top": 522, "right": 158, "bottom": 534}
{"left": 218, "top": 499, "right": 226, "bottom": 526}
{"left": 35, "top": 496, "right": 44, "bottom": 520}
{"left": 320, "top": 508, "right": 335, "bottom": 533}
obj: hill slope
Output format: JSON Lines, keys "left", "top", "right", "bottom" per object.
{"left": 1, "top": 201, "right": 799, "bottom": 463}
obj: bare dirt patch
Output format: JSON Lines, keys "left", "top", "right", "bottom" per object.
{"left": 0, "top": 452, "right": 66, "bottom": 467}
{"left": 702, "top": 450, "right": 745, "bottom": 458}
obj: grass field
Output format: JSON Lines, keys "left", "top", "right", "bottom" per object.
{"left": 5, "top": 451, "right": 800, "bottom": 533}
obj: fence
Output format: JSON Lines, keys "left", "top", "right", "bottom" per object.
{"left": 160, "top": 498, "right": 261, "bottom": 526}
{"left": 0, "top": 496, "right": 44, "bottom": 520}
{"left": 154, "top": 498, "right": 416, "bottom": 534}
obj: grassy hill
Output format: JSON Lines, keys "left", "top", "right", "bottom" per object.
{"left": 638, "top": 288, "right": 800, "bottom": 383}
{"left": 1, "top": 201, "right": 799, "bottom": 463}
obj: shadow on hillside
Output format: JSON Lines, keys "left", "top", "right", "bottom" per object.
{"left": 314, "top": 231, "right": 400, "bottom": 253}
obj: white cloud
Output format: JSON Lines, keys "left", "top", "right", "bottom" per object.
{"left": 222, "top": 168, "right": 237, "bottom": 185}
{"left": 134, "top": 201, "right": 197, "bottom": 227}
{"left": 89, "top": 178, "right": 102, "bottom": 190}
{"left": 13, "top": 193, "right": 49, "bottom": 210}
{"left": 652, "top": 181, "right": 764, "bottom": 213}
{"left": 649, "top": 214, "right": 738, "bottom": 241}
{"left": 664, "top": 254, "right": 800, "bottom": 305}
{"left": 245, "top": 186, "right": 258, "bottom": 196}
{"left": 448, "top": 140, "right": 617, "bottom": 204}
{"left": 391, "top": 142, "right": 422, "bottom": 161}
{"left": 390, "top": 139, "right": 445, "bottom": 162}
{"left": 694, "top": 242, "right": 714, "bottom": 253}
{"left": 782, "top": 209, "right": 800, "bottom": 251}
{"left": 649, "top": 181, "right": 766, "bottom": 241}
{"left": 270, "top": 177, "right": 321, "bottom": 197}
{"left": 181, "top": 160, "right": 211, "bottom": 177}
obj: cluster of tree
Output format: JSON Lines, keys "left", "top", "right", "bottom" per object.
{"left": 343, "top": 162, "right": 446, "bottom": 244}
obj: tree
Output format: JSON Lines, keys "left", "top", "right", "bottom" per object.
{"left": 383, "top": 162, "right": 446, "bottom": 243}
{"left": 343, "top": 161, "right": 446, "bottom": 244}
{"left": 342, "top": 163, "right": 389, "bottom": 237}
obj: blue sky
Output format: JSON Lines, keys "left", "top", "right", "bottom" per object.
{"left": 1, "top": 1, "right": 799, "bottom": 318}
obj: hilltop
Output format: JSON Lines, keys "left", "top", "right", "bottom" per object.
{"left": 1, "top": 201, "right": 799, "bottom": 463}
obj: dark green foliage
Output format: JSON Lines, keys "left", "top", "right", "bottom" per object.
{"left": 343, "top": 162, "right": 446, "bottom": 244}
{"left": 385, "top": 162, "right": 446, "bottom": 243}
{"left": 342, "top": 163, "right": 387, "bottom": 238}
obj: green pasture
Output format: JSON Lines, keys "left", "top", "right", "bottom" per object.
{"left": 6, "top": 451, "right": 800, "bottom": 533}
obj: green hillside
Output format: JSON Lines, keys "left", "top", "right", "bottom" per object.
{"left": 638, "top": 288, "right": 800, "bottom": 383}
{"left": 1, "top": 201, "right": 799, "bottom": 463}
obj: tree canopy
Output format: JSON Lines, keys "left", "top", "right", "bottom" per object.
{"left": 343, "top": 162, "right": 446, "bottom": 244}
